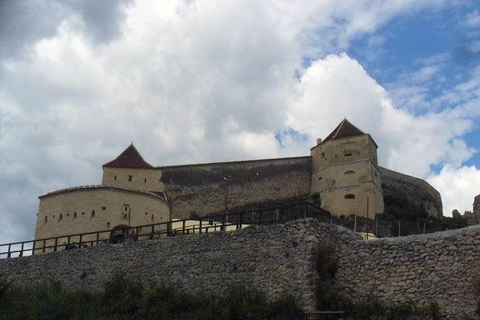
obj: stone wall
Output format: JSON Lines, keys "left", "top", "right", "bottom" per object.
{"left": 0, "top": 219, "right": 340, "bottom": 312}
{"left": 161, "top": 157, "right": 312, "bottom": 219}
{"left": 334, "top": 226, "right": 480, "bottom": 319}
{"left": 379, "top": 166, "right": 443, "bottom": 217}
{"left": 2, "top": 220, "right": 476, "bottom": 319}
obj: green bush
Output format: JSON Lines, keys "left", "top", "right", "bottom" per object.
{"left": 0, "top": 272, "right": 304, "bottom": 320}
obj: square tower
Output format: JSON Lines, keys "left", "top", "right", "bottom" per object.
{"left": 311, "top": 119, "right": 384, "bottom": 218}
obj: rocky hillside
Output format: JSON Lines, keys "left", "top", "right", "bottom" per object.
{"left": 379, "top": 166, "right": 442, "bottom": 217}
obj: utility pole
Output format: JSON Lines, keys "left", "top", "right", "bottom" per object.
{"left": 223, "top": 175, "right": 231, "bottom": 221}
{"left": 366, "top": 197, "right": 370, "bottom": 240}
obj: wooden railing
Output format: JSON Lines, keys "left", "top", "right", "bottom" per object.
{"left": 1, "top": 202, "right": 325, "bottom": 259}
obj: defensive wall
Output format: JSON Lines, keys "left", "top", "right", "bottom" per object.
{"left": 160, "top": 156, "right": 312, "bottom": 218}
{"left": 379, "top": 166, "right": 443, "bottom": 217}
{"left": 35, "top": 185, "right": 170, "bottom": 245}
{"left": 159, "top": 157, "right": 443, "bottom": 219}
{"left": 1, "top": 219, "right": 477, "bottom": 319}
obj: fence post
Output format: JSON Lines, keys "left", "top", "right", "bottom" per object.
{"left": 20, "top": 242, "right": 24, "bottom": 257}
{"left": 96, "top": 232, "right": 100, "bottom": 246}
{"left": 239, "top": 212, "right": 243, "bottom": 229}
{"left": 7, "top": 244, "right": 11, "bottom": 258}
{"left": 54, "top": 238, "right": 58, "bottom": 252}
{"left": 32, "top": 240, "right": 36, "bottom": 256}
{"left": 42, "top": 240, "right": 46, "bottom": 253}
{"left": 199, "top": 219, "right": 203, "bottom": 234}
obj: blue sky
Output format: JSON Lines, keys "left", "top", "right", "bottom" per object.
{"left": 0, "top": 0, "right": 480, "bottom": 244}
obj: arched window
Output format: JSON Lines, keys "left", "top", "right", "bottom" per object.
{"left": 344, "top": 170, "right": 355, "bottom": 175}
{"left": 345, "top": 194, "right": 355, "bottom": 199}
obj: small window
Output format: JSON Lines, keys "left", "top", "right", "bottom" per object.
{"left": 91, "top": 210, "right": 95, "bottom": 218}
{"left": 344, "top": 153, "right": 352, "bottom": 157}
{"left": 59, "top": 214, "right": 63, "bottom": 221}
{"left": 74, "top": 212, "right": 77, "bottom": 219}
{"left": 151, "top": 214, "right": 154, "bottom": 222}
{"left": 44, "top": 216, "right": 48, "bottom": 224}
{"left": 318, "top": 177, "right": 322, "bottom": 181}
{"left": 66, "top": 213, "right": 70, "bottom": 217}
{"left": 145, "top": 212, "right": 148, "bottom": 215}
{"left": 128, "top": 175, "right": 132, "bottom": 181}
{"left": 102, "top": 206, "right": 106, "bottom": 210}
{"left": 345, "top": 170, "right": 355, "bottom": 175}
{"left": 345, "top": 194, "right": 355, "bottom": 199}
{"left": 53, "top": 215, "right": 55, "bottom": 218}
{"left": 82, "top": 212, "right": 85, "bottom": 215}
{"left": 107, "top": 222, "right": 110, "bottom": 229}
{"left": 144, "top": 178, "right": 147, "bottom": 183}
{"left": 114, "top": 175, "right": 117, "bottom": 180}
{"left": 321, "top": 152, "right": 325, "bottom": 159}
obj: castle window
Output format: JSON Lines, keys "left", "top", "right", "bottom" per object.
{"left": 74, "top": 212, "right": 77, "bottom": 219}
{"left": 107, "top": 222, "right": 110, "bottom": 229}
{"left": 318, "top": 177, "right": 322, "bottom": 181}
{"left": 145, "top": 212, "right": 148, "bottom": 215}
{"left": 91, "top": 210, "right": 95, "bottom": 218}
{"left": 344, "top": 153, "right": 352, "bottom": 157}
{"left": 144, "top": 178, "right": 147, "bottom": 183}
{"left": 114, "top": 175, "right": 117, "bottom": 180}
{"left": 44, "top": 216, "right": 48, "bottom": 224}
{"left": 102, "top": 206, "right": 106, "bottom": 210}
{"left": 321, "top": 152, "right": 325, "bottom": 159}
{"left": 128, "top": 175, "right": 132, "bottom": 181}
{"left": 82, "top": 212, "right": 85, "bottom": 215}
{"left": 345, "top": 194, "right": 355, "bottom": 199}
{"left": 59, "top": 214, "right": 63, "bottom": 222}
{"left": 151, "top": 214, "right": 154, "bottom": 222}
{"left": 345, "top": 170, "right": 355, "bottom": 175}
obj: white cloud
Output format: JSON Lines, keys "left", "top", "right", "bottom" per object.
{"left": 428, "top": 166, "right": 480, "bottom": 215}
{"left": 286, "top": 53, "right": 476, "bottom": 178}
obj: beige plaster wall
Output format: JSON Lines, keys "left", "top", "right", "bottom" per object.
{"left": 311, "top": 134, "right": 383, "bottom": 218}
{"left": 102, "top": 168, "right": 164, "bottom": 193}
{"left": 311, "top": 134, "right": 377, "bottom": 172}
{"left": 35, "top": 186, "right": 170, "bottom": 251}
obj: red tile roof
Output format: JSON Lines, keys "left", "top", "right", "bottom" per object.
{"left": 323, "top": 119, "right": 365, "bottom": 143}
{"left": 103, "top": 144, "right": 154, "bottom": 169}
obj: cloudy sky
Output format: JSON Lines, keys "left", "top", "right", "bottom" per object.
{"left": 1, "top": 0, "right": 480, "bottom": 243}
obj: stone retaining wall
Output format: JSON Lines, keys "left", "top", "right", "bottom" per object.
{"left": 1, "top": 220, "right": 479, "bottom": 319}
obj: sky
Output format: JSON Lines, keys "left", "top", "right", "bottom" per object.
{"left": 1, "top": 0, "right": 480, "bottom": 243}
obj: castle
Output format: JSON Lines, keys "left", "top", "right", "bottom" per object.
{"left": 34, "top": 119, "right": 442, "bottom": 241}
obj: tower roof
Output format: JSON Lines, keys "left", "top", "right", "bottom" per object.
{"left": 323, "top": 118, "right": 366, "bottom": 143}
{"left": 103, "top": 144, "right": 154, "bottom": 169}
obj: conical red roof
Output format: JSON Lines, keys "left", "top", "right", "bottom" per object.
{"left": 323, "top": 119, "right": 365, "bottom": 143}
{"left": 103, "top": 144, "right": 153, "bottom": 169}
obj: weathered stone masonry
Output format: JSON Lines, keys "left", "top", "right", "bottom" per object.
{"left": 1, "top": 220, "right": 478, "bottom": 319}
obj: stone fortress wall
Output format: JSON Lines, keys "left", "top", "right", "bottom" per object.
{"left": 160, "top": 156, "right": 312, "bottom": 219}
{"left": 379, "top": 166, "right": 443, "bottom": 217}
{"left": 2, "top": 220, "right": 478, "bottom": 319}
